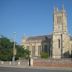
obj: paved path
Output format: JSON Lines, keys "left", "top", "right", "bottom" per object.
{"left": 0, "top": 67, "right": 72, "bottom": 72}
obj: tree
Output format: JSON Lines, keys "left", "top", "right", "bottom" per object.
{"left": 16, "top": 45, "right": 30, "bottom": 60}
{"left": 0, "top": 36, "right": 30, "bottom": 61}
{"left": 0, "top": 36, "right": 13, "bottom": 61}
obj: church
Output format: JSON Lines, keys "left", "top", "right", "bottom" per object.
{"left": 21, "top": 6, "right": 72, "bottom": 59}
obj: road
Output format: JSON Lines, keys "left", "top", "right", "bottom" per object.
{"left": 0, "top": 67, "right": 72, "bottom": 72}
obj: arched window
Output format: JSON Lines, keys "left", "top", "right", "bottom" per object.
{"left": 44, "top": 45, "right": 48, "bottom": 52}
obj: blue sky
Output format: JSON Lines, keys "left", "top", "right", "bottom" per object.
{"left": 0, "top": 0, "right": 72, "bottom": 44}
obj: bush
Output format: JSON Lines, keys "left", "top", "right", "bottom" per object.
{"left": 40, "top": 52, "right": 49, "bottom": 59}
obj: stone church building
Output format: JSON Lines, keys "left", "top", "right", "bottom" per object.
{"left": 21, "top": 6, "right": 72, "bottom": 59}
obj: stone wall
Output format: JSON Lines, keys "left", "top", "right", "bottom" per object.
{"left": 33, "top": 59, "right": 72, "bottom": 67}
{"left": 0, "top": 60, "right": 29, "bottom": 66}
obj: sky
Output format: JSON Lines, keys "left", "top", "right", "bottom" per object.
{"left": 0, "top": 0, "right": 72, "bottom": 44}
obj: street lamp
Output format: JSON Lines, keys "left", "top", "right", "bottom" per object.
{"left": 12, "top": 32, "right": 16, "bottom": 62}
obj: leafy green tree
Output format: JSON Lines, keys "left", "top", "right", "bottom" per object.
{"left": 16, "top": 45, "right": 30, "bottom": 60}
{"left": 0, "top": 36, "right": 13, "bottom": 61}
{"left": 0, "top": 36, "right": 30, "bottom": 61}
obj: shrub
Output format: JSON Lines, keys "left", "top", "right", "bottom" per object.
{"left": 40, "top": 52, "right": 49, "bottom": 59}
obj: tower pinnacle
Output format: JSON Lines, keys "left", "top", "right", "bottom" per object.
{"left": 54, "top": 6, "right": 58, "bottom": 13}
{"left": 62, "top": 4, "right": 65, "bottom": 12}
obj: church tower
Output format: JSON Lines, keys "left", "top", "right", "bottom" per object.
{"left": 52, "top": 5, "right": 70, "bottom": 59}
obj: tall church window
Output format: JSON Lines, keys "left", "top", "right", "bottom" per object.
{"left": 58, "top": 39, "right": 60, "bottom": 48}
{"left": 44, "top": 45, "right": 48, "bottom": 52}
{"left": 38, "top": 45, "right": 41, "bottom": 55}
{"left": 32, "top": 46, "right": 35, "bottom": 56}
{"left": 57, "top": 16, "right": 62, "bottom": 24}
{"left": 57, "top": 16, "right": 62, "bottom": 32}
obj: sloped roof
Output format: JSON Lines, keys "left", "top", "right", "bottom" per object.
{"left": 26, "top": 35, "right": 52, "bottom": 41}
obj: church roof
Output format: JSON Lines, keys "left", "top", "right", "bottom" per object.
{"left": 26, "top": 35, "right": 52, "bottom": 41}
